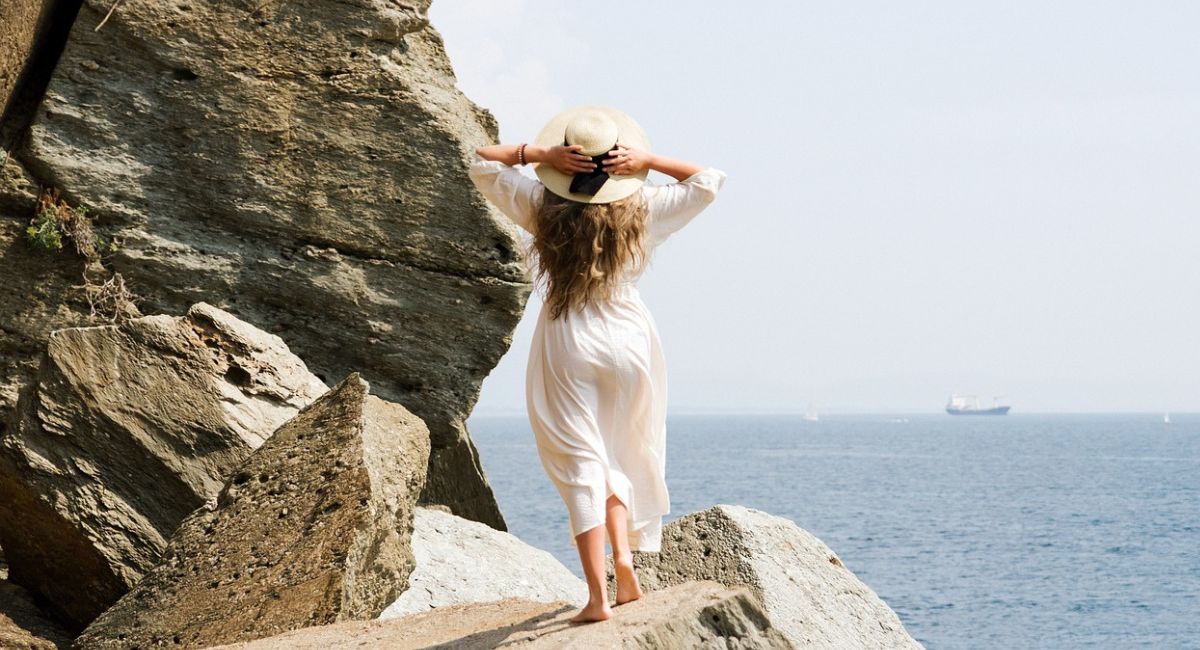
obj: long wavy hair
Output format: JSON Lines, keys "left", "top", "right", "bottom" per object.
{"left": 527, "top": 188, "right": 649, "bottom": 320}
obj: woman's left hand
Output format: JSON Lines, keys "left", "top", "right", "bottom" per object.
{"left": 602, "top": 144, "right": 653, "bottom": 176}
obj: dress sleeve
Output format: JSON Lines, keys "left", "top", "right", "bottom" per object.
{"left": 644, "top": 167, "right": 728, "bottom": 247}
{"left": 467, "top": 157, "right": 543, "bottom": 235}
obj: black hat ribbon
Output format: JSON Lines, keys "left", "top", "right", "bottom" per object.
{"left": 567, "top": 142, "right": 619, "bottom": 196}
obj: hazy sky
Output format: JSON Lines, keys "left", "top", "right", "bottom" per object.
{"left": 431, "top": 1, "right": 1199, "bottom": 414}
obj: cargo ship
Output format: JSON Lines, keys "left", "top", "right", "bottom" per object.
{"left": 946, "top": 394, "right": 1010, "bottom": 416}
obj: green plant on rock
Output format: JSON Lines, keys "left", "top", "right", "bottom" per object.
{"left": 26, "top": 188, "right": 118, "bottom": 260}
{"left": 26, "top": 209, "right": 64, "bottom": 251}
{"left": 95, "top": 235, "right": 119, "bottom": 256}
{"left": 26, "top": 187, "right": 136, "bottom": 323}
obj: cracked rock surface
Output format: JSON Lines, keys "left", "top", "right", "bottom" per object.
{"left": 0, "top": 302, "right": 327, "bottom": 631}
{"left": 75, "top": 373, "right": 430, "bottom": 649}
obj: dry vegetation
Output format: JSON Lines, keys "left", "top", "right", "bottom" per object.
{"left": 27, "top": 187, "right": 137, "bottom": 323}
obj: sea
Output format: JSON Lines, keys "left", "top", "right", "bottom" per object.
{"left": 468, "top": 413, "right": 1200, "bottom": 650}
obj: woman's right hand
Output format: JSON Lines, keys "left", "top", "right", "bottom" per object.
{"left": 532, "top": 144, "right": 597, "bottom": 174}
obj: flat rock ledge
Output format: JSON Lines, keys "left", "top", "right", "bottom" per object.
{"left": 209, "top": 580, "right": 793, "bottom": 649}
{"left": 74, "top": 374, "right": 430, "bottom": 649}
{"left": 614, "top": 505, "right": 923, "bottom": 649}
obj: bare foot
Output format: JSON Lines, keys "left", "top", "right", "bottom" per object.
{"left": 569, "top": 599, "right": 613, "bottom": 623}
{"left": 613, "top": 556, "right": 643, "bottom": 606}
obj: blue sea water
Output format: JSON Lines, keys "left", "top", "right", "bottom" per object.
{"left": 468, "top": 413, "right": 1200, "bottom": 649}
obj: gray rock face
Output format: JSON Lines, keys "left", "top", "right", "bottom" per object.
{"left": 210, "top": 581, "right": 794, "bottom": 650}
{"left": 4, "top": 0, "right": 529, "bottom": 529}
{"left": 379, "top": 507, "right": 587, "bottom": 619}
{"left": 75, "top": 374, "right": 431, "bottom": 649}
{"left": 0, "top": 302, "right": 327, "bottom": 630}
{"left": 622, "top": 505, "right": 922, "bottom": 650}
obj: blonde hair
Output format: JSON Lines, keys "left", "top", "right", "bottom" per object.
{"left": 528, "top": 189, "right": 649, "bottom": 320}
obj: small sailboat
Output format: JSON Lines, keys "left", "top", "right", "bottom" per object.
{"left": 1164, "top": 413, "right": 1171, "bottom": 425}
{"left": 802, "top": 402, "right": 819, "bottom": 422}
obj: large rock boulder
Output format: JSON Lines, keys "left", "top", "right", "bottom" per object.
{"left": 379, "top": 507, "right": 586, "bottom": 619}
{"left": 75, "top": 374, "right": 430, "bottom": 649}
{"left": 619, "top": 505, "right": 922, "bottom": 649}
{"left": 4, "top": 0, "right": 529, "bottom": 529}
{"left": 210, "top": 581, "right": 794, "bottom": 649}
{"left": 0, "top": 302, "right": 327, "bottom": 630}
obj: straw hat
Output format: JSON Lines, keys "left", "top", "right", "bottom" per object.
{"left": 533, "top": 105, "right": 650, "bottom": 204}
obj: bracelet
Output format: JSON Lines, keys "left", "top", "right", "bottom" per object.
{"left": 517, "top": 143, "right": 527, "bottom": 165}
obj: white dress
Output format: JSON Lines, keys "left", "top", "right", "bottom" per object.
{"left": 469, "top": 158, "right": 727, "bottom": 552}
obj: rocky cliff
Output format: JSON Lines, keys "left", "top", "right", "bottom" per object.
{"left": 0, "top": 0, "right": 529, "bottom": 531}
{"left": 0, "top": 2, "right": 924, "bottom": 648}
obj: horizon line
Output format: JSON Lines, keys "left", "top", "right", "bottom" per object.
{"left": 470, "top": 408, "right": 1196, "bottom": 417}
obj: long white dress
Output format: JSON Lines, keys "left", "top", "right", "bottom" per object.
{"left": 468, "top": 158, "right": 727, "bottom": 552}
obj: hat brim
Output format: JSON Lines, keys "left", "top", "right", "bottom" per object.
{"left": 533, "top": 106, "right": 650, "bottom": 204}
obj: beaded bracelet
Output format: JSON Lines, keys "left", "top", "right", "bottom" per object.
{"left": 517, "top": 143, "right": 527, "bottom": 165}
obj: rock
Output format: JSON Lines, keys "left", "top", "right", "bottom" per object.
{"left": 379, "top": 507, "right": 587, "bottom": 619}
{"left": 0, "top": 303, "right": 327, "bottom": 630}
{"left": 614, "top": 505, "right": 923, "bottom": 649}
{"left": 209, "top": 581, "right": 793, "bottom": 649}
{"left": 0, "top": 159, "right": 95, "bottom": 420}
{"left": 1, "top": 0, "right": 55, "bottom": 139}
{"left": 74, "top": 374, "right": 430, "bottom": 649}
{"left": 0, "top": 578, "right": 74, "bottom": 650}
{"left": 0, "top": 153, "right": 39, "bottom": 212}
{"left": 5, "top": 0, "right": 529, "bottom": 530}
{"left": 0, "top": 0, "right": 45, "bottom": 115}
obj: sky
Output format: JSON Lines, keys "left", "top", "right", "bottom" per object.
{"left": 430, "top": 1, "right": 1199, "bottom": 414}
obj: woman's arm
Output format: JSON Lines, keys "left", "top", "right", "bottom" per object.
{"left": 474, "top": 144, "right": 597, "bottom": 174}
{"left": 602, "top": 145, "right": 704, "bottom": 181}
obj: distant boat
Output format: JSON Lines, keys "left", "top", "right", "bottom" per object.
{"left": 1164, "top": 413, "right": 1171, "bottom": 425}
{"left": 946, "top": 394, "right": 1010, "bottom": 416}
{"left": 802, "top": 402, "right": 819, "bottom": 422}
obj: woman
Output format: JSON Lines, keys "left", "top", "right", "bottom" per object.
{"left": 469, "top": 106, "right": 726, "bottom": 622}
